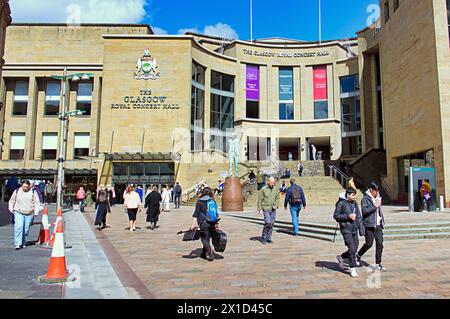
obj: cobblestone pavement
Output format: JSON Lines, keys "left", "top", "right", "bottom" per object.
{"left": 84, "top": 203, "right": 450, "bottom": 299}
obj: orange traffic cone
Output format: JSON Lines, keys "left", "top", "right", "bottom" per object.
{"left": 47, "top": 209, "right": 63, "bottom": 248}
{"left": 39, "top": 205, "right": 51, "bottom": 244}
{"left": 38, "top": 219, "right": 68, "bottom": 283}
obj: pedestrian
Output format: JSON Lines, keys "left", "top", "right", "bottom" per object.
{"left": 284, "top": 178, "right": 307, "bottom": 236}
{"left": 94, "top": 189, "right": 111, "bottom": 230}
{"left": 161, "top": 185, "right": 171, "bottom": 212}
{"left": 169, "top": 185, "right": 174, "bottom": 203}
{"left": 256, "top": 170, "right": 263, "bottom": 190}
{"left": 279, "top": 180, "right": 287, "bottom": 195}
{"left": 248, "top": 170, "right": 256, "bottom": 184}
{"left": 136, "top": 185, "right": 144, "bottom": 203}
{"left": 334, "top": 187, "right": 364, "bottom": 278}
{"left": 174, "top": 182, "right": 182, "bottom": 209}
{"left": 145, "top": 185, "right": 162, "bottom": 230}
{"left": 107, "top": 185, "right": 116, "bottom": 207}
{"left": 189, "top": 187, "right": 220, "bottom": 261}
{"left": 357, "top": 182, "right": 386, "bottom": 272}
{"left": 85, "top": 190, "right": 93, "bottom": 206}
{"left": 285, "top": 168, "right": 291, "bottom": 179}
{"left": 257, "top": 177, "right": 280, "bottom": 245}
{"left": 76, "top": 186, "right": 86, "bottom": 212}
{"left": 44, "top": 180, "right": 55, "bottom": 203}
{"left": 8, "top": 180, "right": 41, "bottom": 250}
{"left": 124, "top": 186, "right": 142, "bottom": 232}
{"left": 297, "top": 161, "right": 304, "bottom": 177}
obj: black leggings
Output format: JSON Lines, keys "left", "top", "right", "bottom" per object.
{"left": 358, "top": 226, "right": 384, "bottom": 264}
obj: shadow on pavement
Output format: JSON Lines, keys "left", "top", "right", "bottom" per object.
{"left": 182, "top": 248, "right": 224, "bottom": 260}
{"left": 315, "top": 261, "right": 346, "bottom": 274}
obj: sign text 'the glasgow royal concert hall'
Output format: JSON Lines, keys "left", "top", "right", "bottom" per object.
{"left": 242, "top": 49, "right": 330, "bottom": 58}
{"left": 111, "top": 90, "right": 180, "bottom": 110}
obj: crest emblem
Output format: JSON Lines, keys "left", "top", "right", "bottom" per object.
{"left": 134, "top": 48, "right": 160, "bottom": 80}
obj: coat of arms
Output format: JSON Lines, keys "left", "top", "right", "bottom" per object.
{"left": 134, "top": 49, "right": 160, "bottom": 80}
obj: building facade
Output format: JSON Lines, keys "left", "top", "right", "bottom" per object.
{"left": 0, "top": 0, "right": 449, "bottom": 205}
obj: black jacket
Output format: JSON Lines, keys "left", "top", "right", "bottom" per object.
{"left": 333, "top": 192, "right": 364, "bottom": 235}
{"left": 193, "top": 195, "right": 216, "bottom": 225}
{"left": 361, "top": 191, "right": 385, "bottom": 228}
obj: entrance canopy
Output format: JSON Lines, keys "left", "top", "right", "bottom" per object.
{"left": 0, "top": 168, "right": 97, "bottom": 177}
{"left": 103, "top": 152, "right": 180, "bottom": 161}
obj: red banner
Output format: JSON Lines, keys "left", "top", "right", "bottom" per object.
{"left": 313, "top": 65, "right": 328, "bottom": 101}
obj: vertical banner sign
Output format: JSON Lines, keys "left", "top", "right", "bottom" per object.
{"left": 246, "top": 65, "right": 259, "bottom": 100}
{"left": 313, "top": 65, "right": 328, "bottom": 101}
{"left": 279, "top": 68, "right": 293, "bottom": 101}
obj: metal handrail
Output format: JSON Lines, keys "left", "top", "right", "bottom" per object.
{"left": 182, "top": 180, "right": 206, "bottom": 202}
{"left": 328, "top": 165, "right": 350, "bottom": 188}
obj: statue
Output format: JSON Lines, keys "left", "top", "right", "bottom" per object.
{"left": 228, "top": 132, "right": 240, "bottom": 177}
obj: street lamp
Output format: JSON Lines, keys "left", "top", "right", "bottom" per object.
{"left": 50, "top": 68, "right": 93, "bottom": 211}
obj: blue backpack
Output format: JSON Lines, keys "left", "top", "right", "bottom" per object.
{"left": 206, "top": 199, "right": 219, "bottom": 222}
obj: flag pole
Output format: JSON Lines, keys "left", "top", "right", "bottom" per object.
{"left": 318, "top": 0, "right": 322, "bottom": 44}
{"left": 250, "top": 0, "right": 253, "bottom": 42}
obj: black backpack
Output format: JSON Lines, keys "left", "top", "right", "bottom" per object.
{"left": 291, "top": 186, "right": 302, "bottom": 204}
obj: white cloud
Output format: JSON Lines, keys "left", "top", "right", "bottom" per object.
{"left": 178, "top": 23, "right": 239, "bottom": 39}
{"left": 177, "top": 27, "right": 200, "bottom": 35}
{"left": 152, "top": 26, "right": 168, "bottom": 35}
{"left": 10, "top": 0, "right": 150, "bottom": 24}
{"left": 203, "top": 23, "right": 239, "bottom": 39}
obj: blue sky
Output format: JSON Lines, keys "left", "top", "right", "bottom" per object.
{"left": 11, "top": 0, "right": 380, "bottom": 41}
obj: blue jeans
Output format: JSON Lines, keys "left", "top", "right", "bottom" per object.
{"left": 14, "top": 212, "right": 34, "bottom": 247}
{"left": 289, "top": 204, "right": 302, "bottom": 234}
{"left": 262, "top": 210, "right": 276, "bottom": 241}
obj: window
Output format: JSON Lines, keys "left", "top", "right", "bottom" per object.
{"left": 9, "top": 133, "right": 25, "bottom": 160}
{"left": 384, "top": 1, "right": 390, "bottom": 23}
{"left": 313, "top": 65, "right": 329, "bottom": 119}
{"left": 279, "top": 67, "right": 294, "bottom": 120}
{"left": 247, "top": 136, "right": 271, "bottom": 161}
{"left": 42, "top": 133, "right": 58, "bottom": 160}
{"left": 210, "top": 70, "right": 235, "bottom": 153}
{"left": 340, "top": 74, "right": 362, "bottom": 156}
{"left": 45, "top": 80, "right": 61, "bottom": 116}
{"left": 191, "top": 62, "right": 206, "bottom": 151}
{"left": 74, "top": 133, "right": 90, "bottom": 157}
{"left": 246, "top": 65, "right": 259, "bottom": 119}
{"left": 393, "top": 0, "right": 399, "bottom": 11}
{"left": 76, "top": 81, "right": 93, "bottom": 116}
{"left": 13, "top": 80, "right": 28, "bottom": 116}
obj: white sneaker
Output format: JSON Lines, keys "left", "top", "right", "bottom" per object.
{"left": 375, "top": 264, "right": 386, "bottom": 272}
{"left": 336, "top": 255, "right": 346, "bottom": 271}
{"left": 350, "top": 268, "right": 359, "bottom": 278}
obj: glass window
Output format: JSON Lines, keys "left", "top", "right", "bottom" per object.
{"left": 9, "top": 133, "right": 25, "bottom": 160}
{"left": 13, "top": 80, "right": 29, "bottom": 116}
{"left": 192, "top": 62, "right": 205, "bottom": 85}
{"left": 129, "top": 164, "right": 144, "bottom": 176}
{"left": 211, "top": 70, "right": 234, "bottom": 92}
{"left": 384, "top": 1, "right": 390, "bottom": 22}
{"left": 160, "top": 163, "right": 174, "bottom": 175}
{"left": 42, "top": 133, "right": 58, "bottom": 160}
{"left": 77, "top": 81, "right": 93, "bottom": 116}
{"left": 114, "top": 164, "right": 128, "bottom": 176}
{"left": 279, "top": 103, "right": 294, "bottom": 120}
{"left": 74, "top": 133, "right": 90, "bottom": 157}
{"left": 340, "top": 75, "right": 358, "bottom": 94}
{"left": 314, "top": 101, "right": 328, "bottom": 119}
{"left": 45, "top": 80, "right": 61, "bottom": 116}
{"left": 145, "top": 163, "right": 159, "bottom": 175}
{"left": 246, "top": 101, "right": 259, "bottom": 119}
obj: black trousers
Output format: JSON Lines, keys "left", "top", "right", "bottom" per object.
{"left": 341, "top": 232, "right": 359, "bottom": 268}
{"left": 199, "top": 221, "right": 216, "bottom": 256}
{"left": 358, "top": 226, "right": 384, "bottom": 264}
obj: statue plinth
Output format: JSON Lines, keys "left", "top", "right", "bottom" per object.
{"left": 221, "top": 177, "right": 244, "bottom": 212}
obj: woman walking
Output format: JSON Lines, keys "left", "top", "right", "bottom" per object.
{"left": 161, "top": 185, "right": 171, "bottom": 212}
{"left": 94, "top": 189, "right": 111, "bottom": 230}
{"left": 76, "top": 186, "right": 86, "bottom": 212}
{"left": 145, "top": 186, "right": 162, "bottom": 230}
{"left": 124, "top": 186, "right": 141, "bottom": 231}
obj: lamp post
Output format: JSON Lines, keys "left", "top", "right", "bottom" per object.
{"left": 50, "top": 68, "right": 93, "bottom": 211}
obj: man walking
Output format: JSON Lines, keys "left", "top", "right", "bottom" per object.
{"left": 257, "top": 177, "right": 280, "bottom": 244}
{"left": 334, "top": 187, "right": 364, "bottom": 278}
{"left": 44, "top": 180, "right": 55, "bottom": 203}
{"left": 174, "top": 182, "right": 182, "bottom": 209}
{"left": 284, "top": 178, "right": 307, "bottom": 236}
{"left": 9, "top": 180, "right": 41, "bottom": 250}
{"left": 357, "top": 182, "right": 386, "bottom": 272}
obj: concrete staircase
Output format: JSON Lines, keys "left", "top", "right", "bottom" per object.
{"left": 225, "top": 214, "right": 450, "bottom": 242}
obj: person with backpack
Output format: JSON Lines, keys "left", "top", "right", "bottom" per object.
{"left": 357, "top": 182, "right": 386, "bottom": 272}
{"left": 8, "top": 180, "right": 41, "bottom": 250}
{"left": 284, "top": 178, "right": 307, "bottom": 236}
{"left": 174, "top": 182, "right": 182, "bottom": 209}
{"left": 145, "top": 186, "right": 162, "bottom": 230}
{"left": 190, "top": 187, "right": 220, "bottom": 261}
{"left": 334, "top": 187, "right": 364, "bottom": 278}
{"left": 94, "top": 189, "right": 111, "bottom": 230}
{"left": 257, "top": 177, "right": 280, "bottom": 244}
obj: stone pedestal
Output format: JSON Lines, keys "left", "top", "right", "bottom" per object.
{"left": 221, "top": 176, "right": 243, "bottom": 212}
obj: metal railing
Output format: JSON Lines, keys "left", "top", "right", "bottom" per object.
{"left": 182, "top": 180, "right": 206, "bottom": 202}
{"left": 328, "top": 165, "right": 350, "bottom": 188}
